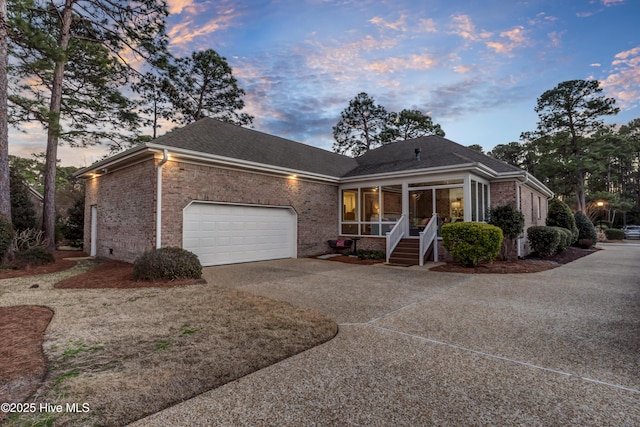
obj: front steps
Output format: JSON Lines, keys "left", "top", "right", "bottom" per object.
{"left": 388, "top": 238, "right": 433, "bottom": 266}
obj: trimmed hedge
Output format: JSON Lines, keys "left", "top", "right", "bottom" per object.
{"left": 442, "top": 222, "right": 503, "bottom": 267}
{"left": 574, "top": 211, "right": 597, "bottom": 247}
{"left": 133, "top": 247, "right": 202, "bottom": 281}
{"left": 546, "top": 198, "right": 578, "bottom": 244}
{"left": 551, "top": 226, "right": 572, "bottom": 252}
{"left": 604, "top": 228, "right": 624, "bottom": 240}
{"left": 527, "top": 226, "right": 560, "bottom": 257}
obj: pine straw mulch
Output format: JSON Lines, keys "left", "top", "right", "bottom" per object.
{"left": 321, "top": 247, "right": 598, "bottom": 273}
{"left": 54, "top": 260, "right": 205, "bottom": 289}
{"left": 0, "top": 306, "right": 54, "bottom": 422}
{"left": 430, "top": 246, "right": 598, "bottom": 274}
{"left": 0, "top": 250, "right": 85, "bottom": 280}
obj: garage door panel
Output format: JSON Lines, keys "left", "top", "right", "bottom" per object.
{"left": 183, "top": 203, "right": 297, "bottom": 266}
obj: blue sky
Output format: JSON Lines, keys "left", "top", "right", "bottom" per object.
{"left": 9, "top": 0, "right": 640, "bottom": 166}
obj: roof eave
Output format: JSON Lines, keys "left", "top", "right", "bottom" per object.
{"left": 75, "top": 142, "right": 343, "bottom": 183}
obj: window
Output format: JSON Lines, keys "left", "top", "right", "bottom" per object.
{"left": 340, "top": 185, "right": 400, "bottom": 236}
{"left": 341, "top": 189, "right": 358, "bottom": 235}
{"left": 471, "top": 179, "right": 489, "bottom": 222}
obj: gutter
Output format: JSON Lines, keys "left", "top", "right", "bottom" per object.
{"left": 156, "top": 149, "right": 169, "bottom": 249}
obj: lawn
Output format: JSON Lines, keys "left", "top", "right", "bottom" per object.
{"left": 0, "top": 255, "right": 337, "bottom": 426}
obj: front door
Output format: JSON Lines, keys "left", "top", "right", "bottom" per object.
{"left": 409, "top": 189, "right": 433, "bottom": 236}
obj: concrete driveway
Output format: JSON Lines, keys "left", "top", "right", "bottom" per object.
{"left": 133, "top": 244, "right": 640, "bottom": 426}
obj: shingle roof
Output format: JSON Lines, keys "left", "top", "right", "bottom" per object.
{"left": 151, "top": 118, "right": 358, "bottom": 177}
{"left": 344, "top": 136, "right": 522, "bottom": 177}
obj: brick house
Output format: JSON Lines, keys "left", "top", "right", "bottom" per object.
{"left": 75, "top": 118, "right": 553, "bottom": 266}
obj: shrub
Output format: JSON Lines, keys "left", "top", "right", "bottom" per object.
{"left": 442, "top": 222, "right": 503, "bottom": 267}
{"left": 10, "top": 168, "right": 37, "bottom": 231}
{"left": 546, "top": 198, "right": 578, "bottom": 244}
{"left": 551, "top": 226, "right": 572, "bottom": 252}
{"left": 527, "top": 226, "right": 560, "bottom": 257}
{"left": 604, "top": 228, "right": 624, "bottom": 240}
{"left": 488, "top": 204, "right": 525, "bottom": 261}
{"left": 61, "top": 196, "right": 84, "bottom": 244}
{"left": 14, "top": 246, "right": 55, "bottom": 266}
{"left": 133, "top": 247, "right": 202, "bottom": 281}
{"left": 574, "top": 211, "right": 597, "bottom": 246}
{"left": 354, "top": 249, "right": 385, "bottom": 260}
{"left": 0, "top": 215, "right": 14, "bottom": 262}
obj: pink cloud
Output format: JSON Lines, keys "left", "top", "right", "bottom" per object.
{"left": 450, "top": 14, "right": 492, "bottom": 41}
{"left": 485, "top": 26, "right": 528, "bottom": 55}
{"left": 166, "top": 0, "right": 195, "bottom": 14}
{"left": 168, "top": 9, "right": 238, "bottom": 46}
{"left": 365, "top": 54, "right": 436, "bottom": 74}
{"left": 369, "top": 15, "right": 407, "bottom": 32}
{"left": 601, "top": 46, "right": 640, "bottom": 109}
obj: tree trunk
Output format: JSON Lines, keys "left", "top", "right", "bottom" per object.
{"left": 0, "top": 0, "right": 13, "bottom": 260}
{"left": 576, "top": 169, "right": 587, "bottom": 213}
{"left": 42, "top": 0, "right": 74, "bottom": 250}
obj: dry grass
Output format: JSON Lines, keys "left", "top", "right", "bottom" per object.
{"left": 0, "top": 260, "right": 337, "bottom": 426}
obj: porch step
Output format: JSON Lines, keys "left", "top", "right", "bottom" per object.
{"left": 388, "top": 238, "right": 434, "bottom": 266}
{"left": 388, "top": 239, "right": 420, "bottom": 266}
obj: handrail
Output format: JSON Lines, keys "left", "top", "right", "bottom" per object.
{"left": 418, "top": 212, "right": 438, "bottom": 266}
{"left": 385, "top": 214, "right": 407, "bottom": 263}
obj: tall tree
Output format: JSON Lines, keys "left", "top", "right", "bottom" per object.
{"left": 132, "top": 71, "right": 174, "bottom": 140}
{"left": 381, "top": 109, "right": 445, "bottom": 142}
{"left": 0, "top": 0, "right": 11, "bottom": 251}
{"left": 333, "top": 92, "right": 389, "bottom": 156}
{"left": 166, "top": 49, "right": 252, "bottom": 126}
{"left": 522, "top": 80, "right": 619, "bottom": 212}
{"left": 7, "top": 0, "right": 169, "bottom": 248}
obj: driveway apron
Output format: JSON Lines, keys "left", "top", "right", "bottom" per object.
{"left": 132, "top": 245, "right": 640, "bottom": 426}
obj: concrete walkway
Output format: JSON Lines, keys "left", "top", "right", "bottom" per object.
{"left": 132, "top": 245, "right": 640, "bottom": 426}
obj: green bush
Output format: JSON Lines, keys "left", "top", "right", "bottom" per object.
{"left": 0, "top": 215, "right": 14, "bottom": 262}
{"left": 133, "top": 247, "right": 202, "bottom": 281}
{"left": 574, "top": 211, "right": 597, "bottom": 247}
{"left": 488, "top": 204, "right": 525, "bottom": 261}
{"left": 10, "top": 168, "right": 37, "bottom": 231}
{"left": 551, "top": 226, "right": 572, "bottom": 252}
{"left": 442, "top": 222, "right": 503, "bottom": 267}
{"left": 354, "top": 249, "right": 385, "bottom": 260}
{"left": 14, "top": 246, "right": 55, "bottom": 266}
{"left": 488, "top": 204, "right": 525, "bottom": 238}
{"left": 604, "top": 228, "right": 624, "bottom": 240}
{"left": 527, "top": 226, "right": 561, "bottom": 257}
{"left": 546, "top": 198, "right": 578, "bottom": 244}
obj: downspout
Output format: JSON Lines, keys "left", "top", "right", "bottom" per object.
{"left": 516, "top": 174, "right": 529, "bottom": 258}
{"left": 156, "top": 149, "right": 169, "bottom": 249}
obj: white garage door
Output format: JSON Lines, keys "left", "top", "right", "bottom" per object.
{"left": 183, "top": 202, "right": 297, "bottom": 266}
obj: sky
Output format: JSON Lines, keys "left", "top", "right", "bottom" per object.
{"left": 8, "top": 0, "right": 640, "bottom": 167}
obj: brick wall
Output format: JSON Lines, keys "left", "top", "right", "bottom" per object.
{"left": 83, "top": 159, "right": 156, "bottom": 262}
{"left": 160, "top": 160, "right": 339, "bottom": 258}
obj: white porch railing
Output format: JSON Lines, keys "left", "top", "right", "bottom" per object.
{"left": 385, "top": 214, "right": 407, "bottom": 263}
{"left": 418, "top": 212, "right": 438, "bottom": 266}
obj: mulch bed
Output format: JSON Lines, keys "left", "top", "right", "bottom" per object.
{"left": 0, "top": 306, "right": 54, "bottom": 422}
{"left": 430, "top": 247, "right": 598, "bottom": 273}
{"left": 323, "top": 255, "right": 385, "bottom": 265}
{"left": 318, "top": 247, "right": 598, "bottom": 272}
{"left": 54, "top": 260, "right": 205, "bottom": 289}
{"left": 0, "top": 250, "right": 86, "bottom": 279}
